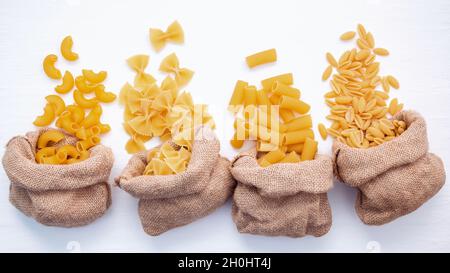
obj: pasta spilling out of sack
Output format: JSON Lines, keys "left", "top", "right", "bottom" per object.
{"left": 149, "top": 21, "right": 184, "bottom": 52}
{"left": 321, "top": 24, "right": 405, "bottom": 148}
{"left": 120, "top": 53, "right": 214, "bottom": 175}
{"left": 228, "top": 69, "right": 318, "bottom": 166}
{"left": 34, "top": 36, "right": 116, "bottom": 164}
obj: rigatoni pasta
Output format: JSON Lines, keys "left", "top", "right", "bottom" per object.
{"left": 246, "top": 49, "right": 277, "bottom": 68}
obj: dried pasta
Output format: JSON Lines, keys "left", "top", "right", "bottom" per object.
{"left": 149, "top": 21, "right": 184, "bottom": 52}
{"left": 82, "top": 69, "right": 107, "bottom": 84}
{"left": 246, "top": 49, "right": 277, "bottom": 68}
{"left": 37, "top": 130, "right": 65, "bottom": 149}
{"left": 60, "top": 36, "right": 79, "bottom": 61}
{"left": 43, "top": 54, "right": 62, "bottom": 80}
{"left": 159, "top": 53, "right": 194, "bottom": 87}
{"left": 321, "top": 24, "right": 406, "bottom": 148}
{"left": 55, "top": 71, "right": 74, "bottom": 94}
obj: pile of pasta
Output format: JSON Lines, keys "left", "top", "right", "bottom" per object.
{"left": 321, "top": 24, "right": 406, "bottom": 148}
{"left": 33, "top": 36, "right": 116, "bottom": 164}
{"left": 229, "top": 49, "right": 318, "bottom": 167}
{"left": 119, "top": 21, "right": 214, "bottom": 175}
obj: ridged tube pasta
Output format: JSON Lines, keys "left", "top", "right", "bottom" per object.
{"left": 73, "top": 89, "right": 98, "bottom": 108}
{"left": 279, "top": 96, "right": 311, "bottom": 114}
{"left": 261, "top": 73, "right": 293, "bottom": 90}
{"left": 94, "top": 85, "right": 117, "bottom": 103}
{"left": 80, "top": 105, "right": 102, "bottom": 128}
{"left": 60, "top": 36, "right": 79, "bottom": 61}
{"left": 35, "top": 147, "right": 57, "bottom": 163}
{"left": 43, "top": 54, "right": 62, "bottom": 80}
{"left": 285, "top": 115, "right": 312, "bottom": 132}
{"left": 301, "top": 137, "right": 318, "bottom": 161}
{"left": 82, "top": 69, "right": 107, "bottom": 84}
{"left": 37, "top": 130, "right": 65, "bottom": 149}
{"left": 286, "top": 143, "right": 304, "bottom": 153}
{"left": 33, "top": 104, "right": 56, "bottom": 127}
{"left": 246, "top": 48, "right": 277, "bottom": 68}
{"left": 272, "top": 81, "right": 300, "bottom": 99}
{"left": 76, "top": 135, "right": 101, "bottom": 152}
{"left": 55, "top": 71, "right": 74, "bottom": 94}
{"left": 256, "top": 89, "right": 271, "bottom": 106}
{"left": 279, "top": 151, "right": 301, "bottom": 163}
{"left": 45, "top": 95, "right": 66, "bottom": 116}
{"left": 57, "top": 145, "right": 80, "bottom": 159}
{"left": 243, "top": 85, "right": 257, "bottom": 106}
{"left": 257, "top": 149, "right": 285, "bottom": 167}
{"left": 228, "top": 80, "right": 248, "bottom": 108}
{"left": 284, "top": 129, "right": 314, "bottom": 145}
{"left": 75, "top": 76, "right": 96, "bottom": 93}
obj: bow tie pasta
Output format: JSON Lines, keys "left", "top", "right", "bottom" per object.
{"left": 33, "top": 36, "right": 116, "bottom": 165}
{"left": 149, "top": 21, "right": 184, "bottom": 52}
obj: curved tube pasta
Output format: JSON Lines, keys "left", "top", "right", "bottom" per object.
{"left": 76, "top": 135, "right": 101, "bottom": 152}
{"left": 66, "top": 150, "right": 90, "bottom": 164}
{"left": 37, "top": 130, "right": 65, "bottom": 149}
{"left": 41, "top": 154, "right": 62, "bottom": 165}
{"left": 45, "top": 95, "right": 66, "bottom": 116}
{"left": 301, "top": 137, "right": 318, "bottom": 161}
{"left": 43, "top": 54, "right": 62, "bottom": 80}
{"left": 60, "top": 36, "right": 79, "bottom": 61}
{"left": 55, "top": 71, "right": 75, "bottom": 94}
{"left": 246, "top": 48, "right": 277, "bottom": 68}
{"left": 35, "top": 147, "right": 57, "bottom": 163}
{"left": 57, "top": 145, "right": 80, "bottom": 159}
{"left": 66, "top": 105, "right": 85, "bottom": 123}
{"left": 75, "top": 76, "right": 96, "bottom": 93}
{"left": 82, "top": 69, "right": 107, "bottom": 84}
{"left": 56, "top": 116, "right": 81, "bottom": 134}
{"left": 73, "top": 89, "right": 98, "bottom": 108}
{"left": 55, "top": 149, "right": 69, "bottom": 164}
{"left": 33, "top": 104, "right": 56, "bottom": 127}
{"left": 94, "top": 85, "right": 117, "bottom": 103}
{"left": 80, "top": 105, "right": 102, "bottom": 128}
{"left": 149, "top": 20, "right": 184, "bottom": 51}
{"left": 98, "top": 123, "right": 111, "bottom": 134}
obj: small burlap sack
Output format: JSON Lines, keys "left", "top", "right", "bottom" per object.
{"left": 333, "top": 110, "right": 446, "bottom": 225}
{"left": 2, "top": 128, "right": 113, "bottom": 227}
{"left": 115, "top": 126, "right": 236, "bottom": 236}
{"left": 231, "top": 149, "right": 333, "bottom": 238}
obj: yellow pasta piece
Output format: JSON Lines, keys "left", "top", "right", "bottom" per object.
{"left": 243, "top": 85, "right": 258, "bottom": 106}
{"left": 94, "top": 85, "right": 116, "bottom": 103}
{"left": 373, "top": 48, "right": 389, "bottom": 56}
{"left": 76, "top": 135, "right": 101, "bottom": 152}
{"left": 301, "top": 137, "right": 318, "bottom": 161}
{"left": 45, "top": 95, "right": 66, "bottom": 116}
{"left": 82, "top": 69, "right": 107, "bottom": 84}
{"left": 272, "top": 81, "right": 300, "bottom": 99}
{"left": 33, "top": 104, "right": 56, "bottom": 127}
{"left": 230, "top": 132, "right": 245, "bottom": 149}
{"left": 41, "top": 154, "right": 62, "bottom": 165}
{"left": 43, "top": 54, "right": 62, "bottom": 80}
{"left": 258, "top": 149, "right": 285, "bottom": 167}
{"left": 279, "top": 109, "right": 295, "bottom": 123}
{"left": 55, "top": 71, "right": 74, "bottom": 94}
{"left": 326, "top": 52, "right": 338, "bottom": 67}
{"left": 75, "top": 76, "right": 96, "bottom": 93}
{"left": 228, "top": 80, "right": 247, "bottom": 108}
{"left": 80, "top": 105, "right": 102, "bottom": 128}
{"left": 127, "top": 54, "right": 156, "bottom": 89}
{"left": 261, "top": 73, "right": 293, "bottom": 90}
{"left": 285, "top": 115, "right": 312, "bottom": 132}
{"left": 256, "top": 89, "right": 271, "bottom": 106}
{"left": 318, "top": 123, "right": 328, "bottom": 140}
{"left": 57, "top": 145, "right": 80, "bottom": 160}
{"left": 35, "top": 147, "right": 57, "bottom": 163}
{"left": 66, "top": 150, "right": 90, "bottom": 164}
{"left": 246, "top": 48, "right": 277, "bottom": 68}
{"left": 286, "top": 143, "right": 304, "bottom": 153}
{"left": 387, "top": 75, "right": 400, "bottom": 89}
{"left": 60, "top": 36, "right": 79, "bottom": 61}
{"left": 73, "top": 89, "right": 98, "bottom": 108}
{"left": 37, "top": 130, "right": 65, "bottom": 149}
{"left": 149, "top": 21, "right": 184, "bottom": 52}
{"left": 66, "top": 105, "right": 85, "bottom": 123}
{"left": 279, "top": 96, "right": 310, "bottom": 114}
{"left": 284, "top": 129, "right": 314, "bottom": 145}
{"left": 322, "top": 65, "right": 333, "bottom": 81}
{"left": 279, "top": 151, "right": 301, "bottom": 163}
{"left": 340, "top": 31, "right": 356, "bottom": 41}
{"left": 159, "top": 53, "right": 194, "bottom": 87}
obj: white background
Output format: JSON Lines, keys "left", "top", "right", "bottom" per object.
{"left": 0, "top": 0, "right": 449, "bottom": 253}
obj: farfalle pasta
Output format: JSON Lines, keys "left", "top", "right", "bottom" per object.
{"left": 32, "top": 36, "right": 116, "bottom": 165}
{"left": 159, "top": 53, "right": 194, "bottom": 87}
{"left": 149, "top": 21, "right": 184, "bottom": 52}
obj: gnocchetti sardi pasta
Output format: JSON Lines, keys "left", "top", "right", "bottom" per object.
{"left": 321, "top": 24, "right": 405, "bottom": 148}
{"left": 33, "top": 35, "right": 116, "bottom": 164}
{"left": 228, "top": 50, "right": 319, "bottom": 166}
{"left": 119, "top": 21, "right": 215, "bottom": 176}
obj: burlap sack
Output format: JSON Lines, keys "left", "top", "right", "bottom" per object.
{"left": 333, "top": 110, "right": 446, "bottom": 225}
{"left": 231, "top": 148, "right": 333, "bottom": 238}
{"left": 115, "top": 126, "right": 236, "bottom": 236}
{"left": 2, "top": 128, "right": 113, "bottom": 227}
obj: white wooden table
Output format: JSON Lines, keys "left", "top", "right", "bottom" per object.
{"left": 0, "top": 0, "right": 449, "bottom": 252}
